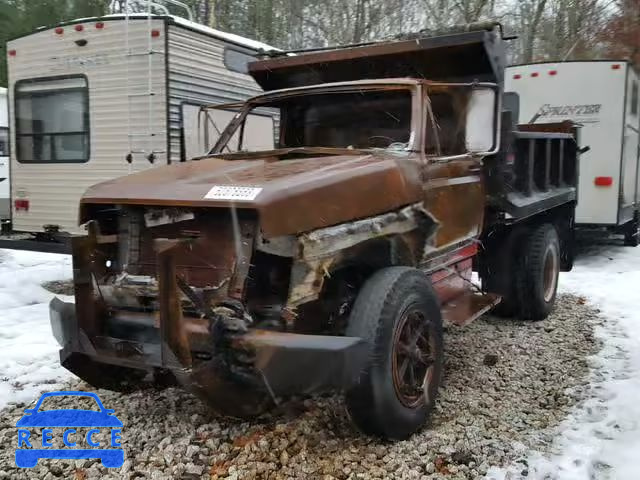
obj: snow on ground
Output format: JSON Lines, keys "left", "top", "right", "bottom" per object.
{"left": 0, "top": 249, "right": 73, "bottom": 409}
{"left": 489, "top": 242, "right": 640, "bottom": 480}
{"left": 1, "top": 243, "right": 640, "bottom": 479}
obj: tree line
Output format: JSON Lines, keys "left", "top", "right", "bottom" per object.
{"left": 0, "top": 0, "right": 637, "bottom": 86}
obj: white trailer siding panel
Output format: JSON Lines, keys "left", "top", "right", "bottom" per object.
{"left": 7, "top": 19, "right": 167, "bottom": 234}
{"left": 0, "top": 88, "right": 8, "bottom": 220}
{"left": 506, "top": 62, "right": 629, "bottom": 225}
{"left": 167, "top": 24, "right": 264, "bottom": 163}
{"left": 621, "top": 69, "right": 640, "bottom": 223}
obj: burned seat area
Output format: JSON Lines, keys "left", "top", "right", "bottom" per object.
{"left": 279, "top": 90, "right": 411, "bottom": 150}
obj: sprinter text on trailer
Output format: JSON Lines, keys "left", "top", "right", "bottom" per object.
{"left": 506, "top": 61, "right": 640, "bottom": 245}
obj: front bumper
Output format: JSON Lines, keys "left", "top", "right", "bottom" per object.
{"left": 49, "top": 297, "right": 367, "bottom": 397}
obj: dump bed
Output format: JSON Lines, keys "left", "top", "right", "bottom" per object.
{"left": 249, "top": 22, "right": 507, "bottom": 90}
{"left": 485, "top": 116, "right": 579, "bottom": 221}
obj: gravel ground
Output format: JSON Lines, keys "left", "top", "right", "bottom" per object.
{"left": 0, "top": 294, "right": 602, "bottom": 480}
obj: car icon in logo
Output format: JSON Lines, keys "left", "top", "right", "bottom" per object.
{"left": 15, "top": 391, "right": 124, "bottom": 468}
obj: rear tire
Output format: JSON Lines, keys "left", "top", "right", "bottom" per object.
{"left": 344, "top": 267, "right": 444, "bottom": 440}
{"left": 513, "top": 223, "right": 560, "bottom": 320}
{"left": 481, "top": 228, "right": 526, "bottom": 318}
{"left": 624, "top": 218, "right": 639, "bottom": 247}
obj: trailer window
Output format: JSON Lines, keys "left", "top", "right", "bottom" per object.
{"left": 632, "top": 82, "right": 638, "bottom": 116}
{"left": 15, "top": 76, "right": 89, "bottom": 163}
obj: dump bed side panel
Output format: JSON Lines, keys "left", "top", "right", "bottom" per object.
{"left": 7, "top": 19, "right": 167, "bottom": 234}
{"left": 506, "top": 62, "right": 627, "bottom": 225}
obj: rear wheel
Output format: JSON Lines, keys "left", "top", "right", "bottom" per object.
{"left": 624, "top": 217, "right": 639, "bottom": 247}
{"left": 481, "top": 228, "right": 527, "bottom": 317}
{"left": 513, "top": 223, "right": 560, "bottom": 320}
{"left": 344, "top": 267, "right": 443, "bottom": 440}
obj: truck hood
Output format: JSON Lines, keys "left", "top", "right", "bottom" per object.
{"left": 81, "top": 151, "right": 423, "bottom": 237}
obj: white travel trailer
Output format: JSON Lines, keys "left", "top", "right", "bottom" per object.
{"left": 506, "top": 61, "right": 640, "bottom": 245}
{"left": 0, "top": 87, "right": 8, "bottom": 227}
{"left": 2, "top": 14, "right": 276, "bottom": 251}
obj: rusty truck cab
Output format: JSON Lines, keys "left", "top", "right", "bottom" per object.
{"left": 49, "top": 23, "right": 580, "bottom": 438}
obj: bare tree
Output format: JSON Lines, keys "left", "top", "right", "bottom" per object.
{"left": 420, "top": 0, "right": 497, "bottom": 30}
{"left": 600, "top": 0, "right": 640, "bottom": 64}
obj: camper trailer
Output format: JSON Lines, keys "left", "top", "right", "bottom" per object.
{"left": 0, "top": 87, "right": 8, "bottom": 227}
{"left": 1, "top": 14, "right": 275, "bottom": 252}
{"left": 506, "top": 61, "right": 640, "bottom": 245}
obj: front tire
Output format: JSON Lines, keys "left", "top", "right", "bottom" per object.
{"left": 344, "top": 267, "right": 444, "bottom": 440}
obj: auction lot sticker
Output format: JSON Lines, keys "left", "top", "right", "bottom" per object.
{"left": 204, "top": 185, "right": 263, "bottom": 201}
{"left": 15, "top": 391, "right": 124, "bottom": 468}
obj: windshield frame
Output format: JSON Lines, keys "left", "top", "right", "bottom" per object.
{"left": 210, "top": 82, "right": 422, "bottom": 155}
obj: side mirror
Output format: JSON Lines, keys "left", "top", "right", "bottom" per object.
{"left": 465, "top": 87, "right": 499, "bottom": 155}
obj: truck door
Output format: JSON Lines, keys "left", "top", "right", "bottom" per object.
{"left": 422, "top": 87, "right": 485, "bottom": 250}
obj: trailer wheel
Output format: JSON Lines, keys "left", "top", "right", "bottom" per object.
{"left": 514, "top": 224, "right": 560, "bottom": 320}
{"left": 344, "top": 267, "right": 443, "bottom": 440}
{"left": 623, "top": 218, "right": 639, "bottom": 247}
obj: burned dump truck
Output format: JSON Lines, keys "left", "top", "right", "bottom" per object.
{"left": 50, "top": 23, "right": 580, "bottom": 439}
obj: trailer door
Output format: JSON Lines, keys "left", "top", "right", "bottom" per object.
{"left": 620, "top": 72, "right": 640, "bottom": 224}
{"left": 0, "top": 125, "right": 8, "bottom": 220}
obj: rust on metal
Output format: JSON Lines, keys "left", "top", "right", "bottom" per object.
{"left": 155, "top": 238, "right": 192, "bottom": 369}
{"left": 49, "top": 22, "right": 562, "bottom": 415}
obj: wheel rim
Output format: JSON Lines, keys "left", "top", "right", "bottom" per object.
{"left": 542, "top": 244, "right": 559, "bottom": 303}
{"left": 391, "top": 307, "right": 436, "bottom": 408}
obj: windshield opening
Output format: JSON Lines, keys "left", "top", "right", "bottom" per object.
{"left": 215, "top": 88, "right": 414, "bottom": 154}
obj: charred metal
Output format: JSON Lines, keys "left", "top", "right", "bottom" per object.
{"left": 49, "top": 23, "right": 580, "bottom": 434}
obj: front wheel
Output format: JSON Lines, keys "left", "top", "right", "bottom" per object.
{"left": 344, "top": 267, "right": 444, "bottom": 440}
